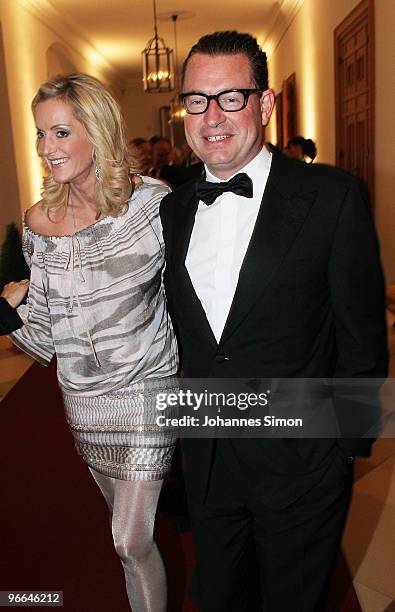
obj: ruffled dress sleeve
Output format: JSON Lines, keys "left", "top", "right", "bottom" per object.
{"left": 136, "top": 177, "right": 171, "bottom": 252}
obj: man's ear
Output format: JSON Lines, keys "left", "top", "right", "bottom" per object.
{"left": 260, "top": 89, "right": 275, "bottom": 127}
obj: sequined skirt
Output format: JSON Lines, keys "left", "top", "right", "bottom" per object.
{"left": 63, "top": 376, "right": 179, "bottom": 481}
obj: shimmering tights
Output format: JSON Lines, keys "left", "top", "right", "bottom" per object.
{"left": 89, "top": 468, "right": 166, "bottom": 612}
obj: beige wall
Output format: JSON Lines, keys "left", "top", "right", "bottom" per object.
{"left": 266, "top": 0, "right": 365, "bottom": 163}
{"left": 266, "top": 0, "right": 395, "bottom": 282}
{"left": 121, "top": 78, "right": 174, "bottom": 142}
{"left": 0, "top": 23, "right": 21, "bottom": 239}
{"left": 374, "top": 0, "right": 395, "bottom": 283}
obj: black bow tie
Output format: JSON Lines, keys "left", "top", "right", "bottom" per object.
{"left": 196, "top": 172, "right": 253, "bottom": 206}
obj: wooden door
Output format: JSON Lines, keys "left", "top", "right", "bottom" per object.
{"left": 334, "top": 0, "right": 374, "bottom": 200}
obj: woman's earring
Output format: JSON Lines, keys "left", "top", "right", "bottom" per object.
{"left": 95, "top": 164, "right": 103, "bottom": 182}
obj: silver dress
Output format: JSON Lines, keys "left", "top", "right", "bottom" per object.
{"left": 10, "top": 177, "right": 179, "bottom": 480}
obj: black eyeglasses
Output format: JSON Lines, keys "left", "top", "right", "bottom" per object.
{"left": 180, "top": 88, "right": 263, "bottom": 115}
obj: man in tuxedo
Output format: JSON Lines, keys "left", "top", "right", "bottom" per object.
{"left": 160, "top": 31, "right": 388, "bottom": 611}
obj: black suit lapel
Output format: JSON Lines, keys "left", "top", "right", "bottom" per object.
{"left": 170, "top": 182, "right": 218, "bottom": 348}
{"left": 171, "top": 185, "right": 198, "bottom": 269}
{"left": 220, "top": 154, "right": 317, "bottom": 344}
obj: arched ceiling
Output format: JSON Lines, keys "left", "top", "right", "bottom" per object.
{"left": 28, "top": 0, "right": 304, "bottom": 83}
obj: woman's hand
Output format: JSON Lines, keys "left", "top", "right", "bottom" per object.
{"left": 1, "top": 280, "right": 30, "bottom": 308}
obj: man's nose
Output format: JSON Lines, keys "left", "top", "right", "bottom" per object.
{"left": 204, "top": 99, "right": 226, "bottom": 127}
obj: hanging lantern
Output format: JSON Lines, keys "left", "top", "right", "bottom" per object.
{"left": 141, "top": 0, "right": 174, "bottom": 93}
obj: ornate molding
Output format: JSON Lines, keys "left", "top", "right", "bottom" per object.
{"left": 262, "top": 0, "right": 305, "bottom": 57}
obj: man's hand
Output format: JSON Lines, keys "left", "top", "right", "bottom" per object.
{"left": 1, "top": 280, "right": 30, "bottom": 308}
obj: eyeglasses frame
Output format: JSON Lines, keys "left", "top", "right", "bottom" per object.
{"left": 179, "top": 88, "right": 264, "bottom": 115}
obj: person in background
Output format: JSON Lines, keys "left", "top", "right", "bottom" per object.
{"left": 179, "top": 141, "right": 204, "bottom": 180}
{"left": 9, "top": 73, "right": 178, "bottom": 612}
{"left": 284, "top": 135, "right": 317, "bottom": 162}
{"left": 0, "top": 280, "right": 28, "bottom": 334}
{"left": 150, "top": 136, "right": 173, "bottom": 179}
{"left": 160, "top": 30, "right": 387, "bottom": 612}
{"left": 129, "top": 137, "right": 154, "bottom": 175}
{"left": 150, "top": 137, "right": 204, "bottom": 188}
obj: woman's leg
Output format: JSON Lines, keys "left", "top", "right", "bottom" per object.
{"left": 89, "top": 468, "right": 166, "bottom": 612}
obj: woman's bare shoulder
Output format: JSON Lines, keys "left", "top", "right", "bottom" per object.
{"left": 25, "top": 201, "right": 50, "bottom": 234}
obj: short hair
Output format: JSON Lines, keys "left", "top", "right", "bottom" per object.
{"left": 149, "top": 135, "right": 171, "bottom": 147}
{"left": 31, "top": 73, "right": 137, "bottom": 218}
{"left": 181, "top": 31, "right": 269, "bottom": 91}
{"left": 287, "top": 136, "right": 317, "bottom": 161}
{"left": 130, "top": 137, "right": 148, "bottom": 147}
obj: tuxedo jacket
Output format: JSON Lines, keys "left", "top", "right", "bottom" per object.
{"left": 160, "top": 151, "right": 388, "bottom": 506}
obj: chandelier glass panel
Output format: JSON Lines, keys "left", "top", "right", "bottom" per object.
{"left": 142, "top": 0, "right": 174, "bottom": 93}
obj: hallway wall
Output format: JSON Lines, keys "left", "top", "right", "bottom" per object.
{"left": 0, "top": 0, "right": 123, "bottom": 243}
{"left": 121, "top": 77, "right": 174, "bottom": 142}
{"left": 266, "top": 0, "right": 395, "bottom": 282}
{"left": 0, "top": 22, "right": 21, "bottom": 242}
{"left": 374, "top": 1, "right": 395, "bottom": 284}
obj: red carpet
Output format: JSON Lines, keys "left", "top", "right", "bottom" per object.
{"left": 0, "top": 361, "right": 361, "bottom": 611}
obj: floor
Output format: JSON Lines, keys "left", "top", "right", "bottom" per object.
{"left": 1, "top": 318, "right": 394, "bottom": 611}
{"left": 342, "top": 313, "right": 395, "bottom": 611}
{"left": 0, "top": 335, "right": 32, "bottom": 400}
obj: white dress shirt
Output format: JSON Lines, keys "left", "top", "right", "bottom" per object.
{"left": 185, "top": 147, "right": 272, "bottom": 342}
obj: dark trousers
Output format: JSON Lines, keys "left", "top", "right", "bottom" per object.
{"left": 188, "top": 440, "right": 353, "bottom": 612}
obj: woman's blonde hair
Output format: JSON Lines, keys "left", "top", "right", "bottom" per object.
{"left": 31, "top": 73, "right": 138, "bottom": 217}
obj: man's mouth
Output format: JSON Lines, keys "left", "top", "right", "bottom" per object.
{"left": 205, "top": 135, "right": 231, "bottom": 142}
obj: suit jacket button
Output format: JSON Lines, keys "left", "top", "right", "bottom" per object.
{"left": 215, "top": 354, "right": 230, "bottom": 363}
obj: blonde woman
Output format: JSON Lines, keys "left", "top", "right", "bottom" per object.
{"left": 10, "top": 74, "right": 178, "bottom": 612}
